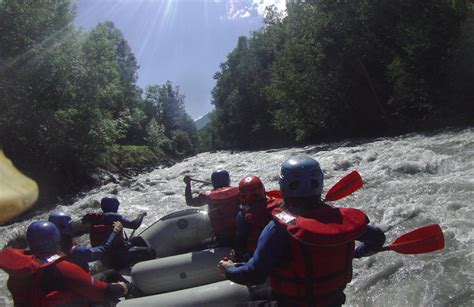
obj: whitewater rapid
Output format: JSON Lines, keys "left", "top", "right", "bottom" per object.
{"left": 0, "top": 127, "right": 473, "bottom": 306}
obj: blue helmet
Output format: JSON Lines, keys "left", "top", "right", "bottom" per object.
{"left": 279, "top": 156, "right": 324, "bottom": 198}
{"left": 211, "top": 170, "right": 230, "bottom": 189}
{"left": 101, "top": 196, "right": 120, "bottom": 213}
{"left": 26, "top": 221, "right": 61, "bottom": 254}
{"left": 48, "top": 211, "right": 73, "bottom": 236}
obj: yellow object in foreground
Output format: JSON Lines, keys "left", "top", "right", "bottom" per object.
{"left": 0, "top": 150, "right": 38, "bottom": 224}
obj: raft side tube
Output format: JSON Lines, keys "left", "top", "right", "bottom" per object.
{"left": 118, "top": 280, "right": 271, "bottom": 307}
{"left": 131, "top": 247, "right": 231, "bottom": 295}
{"left": 137, "top": 209, "right": 214, "bottom": 257}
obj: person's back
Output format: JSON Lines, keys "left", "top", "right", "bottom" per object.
{"left": 235, "top": 176, "right": 282, "bottom": 261}
{"left": 82, "top": 197, "right": 146, "bottom": 247}
{"left": 0, "top": 221, "right": 128, "bottom": 306}
{"left": 184, "top": 170, "right": 240, "bottom": 245}
{"left": 82, "top": 196, "right": 152, "bottom": 270}
{"left": 219, "top": 156, "right": 386, "bottom": 307}
{"left": 270, "top": 203, "right": 369, "bottom": 306}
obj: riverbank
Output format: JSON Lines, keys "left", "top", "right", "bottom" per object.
{"left": 3, "top": 144, "right": 177, "bottom": 225}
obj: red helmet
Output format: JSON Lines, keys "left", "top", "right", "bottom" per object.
{"left": 239, "top": 176, "right": 266, "bottom": 205}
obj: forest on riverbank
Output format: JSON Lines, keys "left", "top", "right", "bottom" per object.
{"left": 0, "top": 1, "right": 198, "bottom": 202}
{"left": 1, "top": 0, "right": 473, "bottom": 206}
{"left": 200, "top": 0, "right": 474, "bottom": 150}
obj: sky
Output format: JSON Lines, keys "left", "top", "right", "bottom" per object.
{"left": 73, "top": 0, "right": 287, "bottom": 120}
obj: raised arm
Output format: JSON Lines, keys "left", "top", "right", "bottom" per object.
{"left": 121, "top": 212, "right": 147, "bottom": 230}
{"left": 71, "top": 221, "right": 123, "bottom": 262}
{"left": 184, "top": 175, "right": 210, "bottom": 207}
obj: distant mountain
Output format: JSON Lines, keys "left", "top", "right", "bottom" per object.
{"left": 194, "top": 113, "right": 211, "bottom": 130}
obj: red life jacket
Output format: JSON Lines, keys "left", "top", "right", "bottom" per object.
{"left": 0, "top": 248, "right": 85, "bottom": 307}
{"left": 208, "top": 187, "right": 240, "bottom": 243}
{"left": 244, "top": 197, "right": 282, "bottom": 253}
{"left": 85, "top": 212, "right": 124, "bottom": 248}
{"left": 269, "top": 205, "right": 369, "bottom": 306}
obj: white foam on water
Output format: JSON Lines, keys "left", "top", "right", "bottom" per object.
{"left": 1, "top": 127, "right": 473, "bottom": 306}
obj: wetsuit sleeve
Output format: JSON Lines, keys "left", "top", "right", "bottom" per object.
{"left": 234, "top": 212, "right": 251, "bottom": 262}
{"left": 185, "top": 183, "right": 211, "bottom": 207}
{"left": 121, "top": 213, "right": 146, "bottom": 230}
{"left": 225, "top": 220, "right": 288, "bottom": 285}
{"left": 55, "top": 261, "right": 111, "bottom": 302}
{"left": 71, "top": 232, "right": 117, "bottom": 262}
{"left": 354, "top": 224, "right": 386, "bottom": 258}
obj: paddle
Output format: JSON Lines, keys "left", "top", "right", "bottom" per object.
{"left": 324, "top": 171, "right": 363, "bottom": 201}
{"left": 266, "top": 170, "right": 364, "bottom": 202}
{"left": 190, "top": 178, "right": 212, "bottom": 185}
{"left": 382, "top": 224, "right": 445, "bottom": 254}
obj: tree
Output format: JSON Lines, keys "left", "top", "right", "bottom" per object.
{"left": 143, "top": 82, "right": 198, "bottom": 157}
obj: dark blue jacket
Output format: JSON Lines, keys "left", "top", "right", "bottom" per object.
{"left": 102, "top": 212, "right": 145, "bottom": 230}
{"left": 234, "top": 211, "right": 251, "bottom": 261}
{"left": 66, "top": 231, "right": 117, "bottom": 272}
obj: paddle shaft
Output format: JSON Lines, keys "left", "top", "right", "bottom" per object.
{"left": 190, "top": 178, "right": 212, "bottom": 185}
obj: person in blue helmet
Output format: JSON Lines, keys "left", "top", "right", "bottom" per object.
{"left": 218, "top": 156, "right": 386, "bottom": 307}
{"left": 48, "top": 211, "right": 123, "bottom": 272}
{"left": 0, "top": 221, "right": 128, "bottom": 306}
{"left": 81, "top": 196, "right": 155, "bottom": 270}
{"left": 183, "top": 169, "right": 240, "bottom": 245}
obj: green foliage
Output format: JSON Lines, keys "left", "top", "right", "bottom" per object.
{"left": 0, "top": 0, "right": 197, "bottom": 195}
{"left": 209, "top": 0, "right": 470, "bottom": 148}
{"left": 146, "top": 118, "right": 170, "bottom": 152}
{"left": 143, "top": 82, "right": 198, "bottom": 157}
{"left": 96, "top": 145, "right": 163, "bottom": 173}
{"left": 447, "top": 13, "right": 474, "bottom": 121}
{"left": 211, "top": 7, "right": 286, "bottom": 149}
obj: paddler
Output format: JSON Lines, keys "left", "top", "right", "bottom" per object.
{"left": 0, "top": 221, "right": 128, "bottom": 306}
{"left": 81, "top": 196, "right": 155, "bottom": 269}
{"left": 48, "top": 211, "right": 123, "bottom": 272}
{"left": 234, "top": 176, "right": 281, "bottom": 262}
{"left": 218, "top": 156, "right": 386, "bottom": 307}
{"left": 183, "top": 170, "right": 240, "bottom": 246}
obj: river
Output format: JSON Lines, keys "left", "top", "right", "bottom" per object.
{"left": 0, "top": 127, "right": 473, "bottom": 306}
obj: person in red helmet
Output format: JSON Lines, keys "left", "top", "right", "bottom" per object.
{"left": 0, "top": 221, "right": 128, "bottom": 307}
{"left": 234, "top": 176, "right": 282, "bottom": 262}
{"left": 183, "top": 169, "right": 240, "bottom": 246}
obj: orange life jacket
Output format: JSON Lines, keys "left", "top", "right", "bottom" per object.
{"left": 269, "top": 205, "right": 369, "bottom": 307}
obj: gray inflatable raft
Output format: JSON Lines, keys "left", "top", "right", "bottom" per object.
{"left": 118, "top": 208, "right": 271, "bottom": 306}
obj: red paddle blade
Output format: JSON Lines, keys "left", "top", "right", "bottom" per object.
{"left": 324, "top": 171, "right": 363, "bottom": 202}
{"left": 266, "top": 190, "right": 283, "bottom": 199}
{"left": 387, "top": 224, "right": 445, "bottom": 254}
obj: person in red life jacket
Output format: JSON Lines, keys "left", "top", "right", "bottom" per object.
{"left": 234, "top": 176, "right": 282, "bottom": 262}
{"left": 48, "top": 211, "right": 123, "bottom": 272}
{"left": 81, "top": 196, "right": 154, "bottom": 270}
{"left": 218, "top": 156, "right": 386, "bottom": 307}
{"left": 183, "top": 169, "right": 240, "bottom": 246}
{"left": 0, "top": 221, "right": 128, "bottom": 307}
